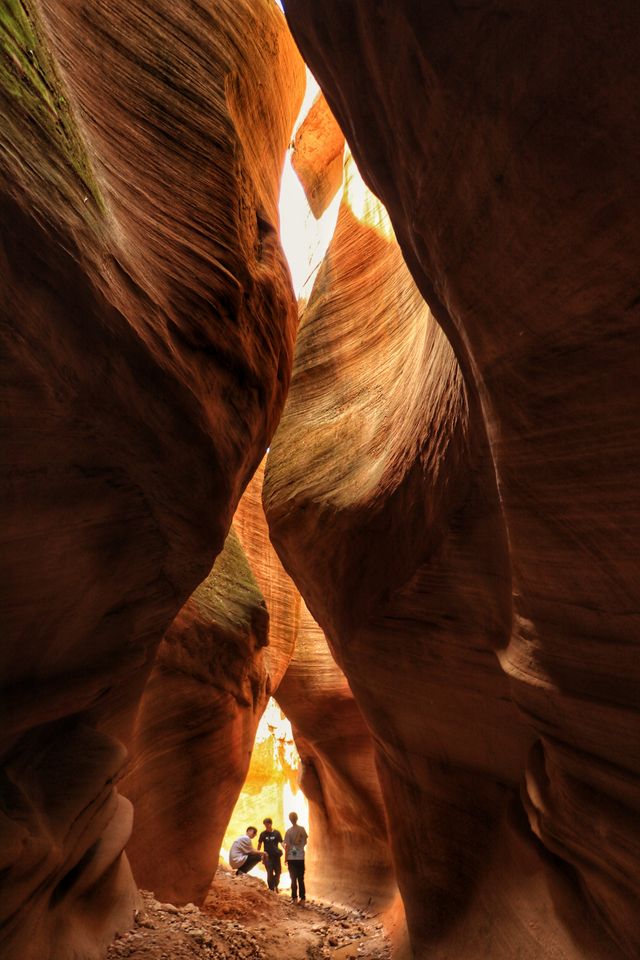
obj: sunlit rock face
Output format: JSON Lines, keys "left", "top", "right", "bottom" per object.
{"left": 234, "top": 459, "right": 302, "bottom": 688}
{"left": 265, "top": 163, "right": 539, "bottom": 951}
{"left": 273, "top": 4, "right": 640, "bottom": 958}
{"left": 229, "top": 454, "right": 399, "bottom": 913}
{"left": 121, "top": 462, "right": 300, "bottom": 907}
{"left": 292, "top": 92, "right": 345, "bottom": 220}
{"left": 279, "top": 84, "right": 344, "bottom": 307}
{"left": 0, "top": 1, "right": 303, "bottom": 957}
{"left": 120, "top": 527, "right": 270, "bottom": 906}
{"left": 277, "top": 600, "right": 399, "bottom": 912}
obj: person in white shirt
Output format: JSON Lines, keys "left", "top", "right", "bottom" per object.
{"left": 229, "top": 826, "right": 264, "bottom": 876}
{"left": 283, "top": 811, "right": 308, "bottom": 902}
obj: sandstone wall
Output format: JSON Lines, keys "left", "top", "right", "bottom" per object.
{"left": 265, "top": 58, "right": 640, "bottom": 956}
{"left": 120, "top": 527, "right": 270, "bottom": 906}
{"left": 277, "top": 600, "right": 398, "bottom": 911}
{"left": 235, "top": 459, "right": 400, "bottom": 913}
{"left": 120, "top": 462, "right": 301, "bottom": 906}
{"left": 0, "top": 2, "right": 303, "bottom": 957}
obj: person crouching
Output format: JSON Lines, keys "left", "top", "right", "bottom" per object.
{"left": 229, "top": 826, "right": 264, "bottom": 876}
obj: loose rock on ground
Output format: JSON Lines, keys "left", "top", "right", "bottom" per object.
{"left": 107, "top": 866, "right": 390, "bottom": 960}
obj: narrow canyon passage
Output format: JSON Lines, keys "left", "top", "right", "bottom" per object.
{"left": 1, "top": 2, "right": 639, "bottom": 960}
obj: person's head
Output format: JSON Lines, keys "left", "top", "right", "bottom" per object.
{"left": 246, "top": 826, "right": 257, "bottom": 838}
{"left": 288, "top": 812, "right": 298, "bottom": 825}
{"left": 263, "top": 818, "right": 272, "bottom": 828}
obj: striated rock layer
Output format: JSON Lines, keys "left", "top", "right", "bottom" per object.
{"left": 120, "top": 527, "right": 270, "bottom": 906}
{"left": 235, "top": 458, "right": 400, "bottom": 914}
{"left": 277, "top": 599, "right": 400, "bottom": 913}
{"left": 265, "top": 91, "right": 639, "bottom": 960}
{"left": 121, "top": 461, "right": 301, "bottom": 907}
{"left": 0, "top": 2, "right": 303, "bottom": 958}
{"left": 234, "top": 460, "right": 302, "bottom": 682}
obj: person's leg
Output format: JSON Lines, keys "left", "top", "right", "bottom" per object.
{"left": 265, "top": 858, "right": 275, "bottom": 889}
{"left": 298, "top": 860, "right": 306, "bottom": 901}
{"left": 288, "top": 860, "right": 298, "bottom": 900}
{"left": 237, "top": 852, "right": 262, "bottom": 875}
{"left": 274, "top": 857, "right": 281, "bottom": 891}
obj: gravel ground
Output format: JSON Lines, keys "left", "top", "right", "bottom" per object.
{"left": 107, "top": 867, "right": 390, "bottom": 960}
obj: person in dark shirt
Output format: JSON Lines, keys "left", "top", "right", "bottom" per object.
{"left": 257, "top": 817, "right": 283, "bottom": 892}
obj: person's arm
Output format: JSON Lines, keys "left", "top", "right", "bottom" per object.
{"left": 257, "top": 831, "right": 264, "bottom": 851}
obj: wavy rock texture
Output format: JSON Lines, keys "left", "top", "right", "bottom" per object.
{"left": 234, "top": 461, "right": 400, "bottom": 915}
{"left": 234, "top": 459, "right": 302, "bottom": 687}
{"left": 121, "top": 527, "right": 270, "bottom": 906}
{"left": 121, "top": 462, "right": 300, "bottom": 907}
{"left": 277, "top": 600, "right": 400, "bottom": 914}
{"left": 292, "top": 92, "right": 345, "bottom": 220}
{"left": 265, "top": 164, "right": 533, "bottom": 952}
{"left": 272, "top": 3, "right": 640, "bottom": 957}
{"left": 0, "top": 1, "right": 303, "bottom": 958}
{"left": 265, "top": 146, "right": 637, "bottom": 958}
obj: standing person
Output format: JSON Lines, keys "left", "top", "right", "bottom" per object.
{"left": 258, "top": 817, "right": 283, "bottom": 892}
{"left": 284, "top": 811, "right": 308, "bottom": 903}
{"left": 229, "top": 826, "right": 264, "bottom": 876}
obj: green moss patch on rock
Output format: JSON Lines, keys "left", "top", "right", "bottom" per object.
{"left": 0, "top": 0, "right": 103, "bottom": 213}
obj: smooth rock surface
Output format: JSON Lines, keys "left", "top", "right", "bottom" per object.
{"left": 0, "top": 1, "right": 303, "bottom": 957}
{"left": 277, "top": 600, "right": 399, "bottom": 912}
{"left": 266, "top": 70, "right": 639, "bottom": 957}
{"left": 234, "top": 462, "right": 399, "bottom": 914}
{"left": 121, "top": 527, "right": 270, "bottom": 906}
{"left": 234, "top": 459, "right": 301, "bottom": 688}
{"left": 292, "top": 92, "right": 345, "bottom": 220}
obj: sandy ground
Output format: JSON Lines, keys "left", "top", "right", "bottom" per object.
{"left": 107, "top": 866, "right": 390, "bottom": 960}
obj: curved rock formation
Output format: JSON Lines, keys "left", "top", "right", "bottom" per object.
{"left": 277, "top": 4, "right": 640, "bottom": 957}
{"left": 121, "top": 527, "right": 270, "bottom": 906}
{"left": 265, "top": 161, "right": 533, "bottom": 950}
{"left": 234, "top": 460, "right": 302, "bottom": 683}
{"left": 276, "top": 599, "right": 399, "bottom": 913}
{"left": 292, "top": 92, "right": 345, "bottom": 220}
{"left": 265, "top": 102, "right": 638, "bottom": 959}
{"left": 0, "top": 2, "right": 303, "bottom": 957}
{"left": 121, "top": 460, "right": 302, "bottom": 907}
{"left": 234, "top": 457, "right": 399, "bottom": 913}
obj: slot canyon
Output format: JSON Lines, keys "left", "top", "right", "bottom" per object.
{"left": 1, "top": 1, "right": 638, "bottom": 959}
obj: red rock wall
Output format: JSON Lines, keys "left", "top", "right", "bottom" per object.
{"left": 121, "top": 527, "right": 271, "bottom": 906}
{"left": 0, "top": 2, "right": 303, "bottom": 957}
{"left": 121, "top": 462, "right": 300, "bottom": 907}
{"left": 234, "top": 459, "right": 302, "bottom": 690}
{"left": 277, "top": 600, "right": 399, "bottom": 911}
{"left": 265, "top": 76, "right": 639, "bottom": 958}
{"left": 292, "top": 93, "right": 345, "bottom": 220}
{"left": 235, "top": 459, "right": 399, "bottom": 913}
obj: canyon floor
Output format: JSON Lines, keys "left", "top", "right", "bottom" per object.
{"left": 107, "top": 866, "right": 391, "bottom": 960}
